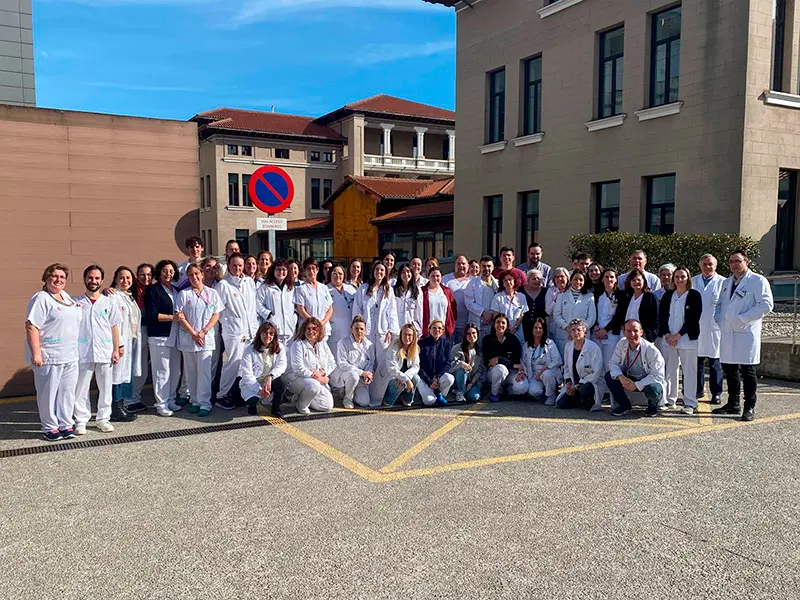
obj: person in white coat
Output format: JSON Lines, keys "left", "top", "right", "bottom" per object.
{"left": 376, "top": 324, "right": 421, "bottom": 407}
{"left": 109, "top": 266, "right": 141, "bottom": 422}
{"left": 442, "top": 255, "right": 472, "bottom": 343}
{"left": 606, "top": 319, "right": 666, "bottom": 417}
{"left": 554, "top": 271, "right": 597, "bottom": 354}
{"left": 352, "top": 261, "right": 399, "bottom": 364}
{"left": 546, "top": 267, "right": 570, "bottom": 357}
{"left": 393, "top": 264, "right": 423, "bottom": 336}
{"left": 330, "top": 316, "right": 376, "bottom": 409}
{"left": 327, "top": 264, "right": 355, "bottom": 353}
{"left": 712, "top": 251, "right": 774, "bottom": 421}
{"left": 215, "top": 253, "right": 259, "bottom": 409}
{"left": 176, "top": 264, "right": 223, "bottom": 416}
{"left": 519, "top": 317, "right": 563, "bottom": 405}
{"left": 591, "top": 268, "right": 626, "bottom": 401}
{"left": 285, "top": 317, "right": 337, "bottom": 414}
{"left": 25, "top": 263, "right": 84, "bottom": 441}
{"left": 74, "top": 265, "right": 123, "bottom": 434}
{"left": 556, "top": 320, "right": 603, "bottom": 411}
{"left": 692, "top": 254, "right": 726, "bottom": 404}
{"left": 256, "top": 259, "right": 298, "bottom": 346}
{"left": 465, "top": 256, "right": 499, "bottom": 342}
{"left": 490, "top": 273, "right": 528, "bottom": 343}
{"left": 239, "top": 321, "right": 287, "bottom": 417}
{"left": 617, "top": 250, "right": 662, "bottom": 292}
{"left": 295, "top": 258, "right": 334, "bottom": 341}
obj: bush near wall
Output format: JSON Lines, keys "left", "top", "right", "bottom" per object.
{"left": 566, "top": 232, "right": 762, "bottom": 277}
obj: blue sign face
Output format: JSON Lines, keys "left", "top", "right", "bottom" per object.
{"left": 249, "top": 166, "right": 294, "bottom": 214}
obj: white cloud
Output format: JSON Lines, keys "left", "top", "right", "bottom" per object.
{"left": 232, "top": 0, "right": 446, "bottom": 25}
{"left": 354, "top": 40, "right": 454, "bottom": 65}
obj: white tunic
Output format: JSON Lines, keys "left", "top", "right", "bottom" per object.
{"left": 111, "top": 291, "right": 142, "bottom": 384}
{"left": 285, "top": 339, "right": 337, "bottom": 384}
{"left": 352, "top": 284, "right": 399, "bottom": 339}
{"left": 715, "top": 271, "right": 774, "bottom": 365}
{"left": 395, "top": 288, "right": 423, "bottom": 335}
{"left": 25, "top": 290, "right": 83, "bottom": 365}
{"left": 239, "top": 343, "right": 288, "bottom": 388}
{"left": 426, "top": 287, "right": 449, "bottom": 327}
{"left": 328, "top": 285, "right": 355, "bottom": 349}
{"left": 75, "top": 294, "right": 123, "bottom": 364}
{"left": 336, "top": 335, "right": 376, "bottom": 376}
{"left": 490, "top": 291, "right": 527, "bottom": 326}
{"left": 668, "top": 290, "right": 696, "bottom": 350}
{"left": 596, "top": 293, "right": 618, "bottom": 330}
{"left": 216, "top": 274, "right": 258, "bottom": 339}
{"left": 625, "top": 293, "right": 644, "bottom": 322}
{"left": 553, "top": 290, "right": 597, "bottom": 331}
{"left": 521, "top": 338, "right": 563, "bottom": 380}
{"left": 692, "top": 273, "right": 726, "bottom": 358}
{"left": 465, "top": 276, "right": 499, "bottom": 326}
{"left": 294, "top": 281, "right": 333, "bottom": 338}
{"left": 256, "top": 283, "right": 297, "bottom": 340}
{"left": 175, "top": 287, "right": 224, "bottom": 352}
{"left": 444, "top": 275, "right": 472, "bottom": 331}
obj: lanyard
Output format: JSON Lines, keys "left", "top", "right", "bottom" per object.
{"left": 194, "top": 288, "right": 211, "bottom": 307}
{"left": 625, "top": 346, "right": 642, "bottom": 372}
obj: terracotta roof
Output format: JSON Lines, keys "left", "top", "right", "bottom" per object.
{"left": 316, "top": 94, "right": 455, "bottom": 125}
{"left": 192, "top": 108, "right": 345, "bottom": 141}
{"left": 423, "top": 0, "right": 459, "bottom": 5}
{"left": 284, "top": 217, "right": 331, "bottom": 232}
{"left": 323, "top": 175, "right": 455, "bottom": 208}
{"left": 371, "top": 200, "right": 454, "bottom": 225}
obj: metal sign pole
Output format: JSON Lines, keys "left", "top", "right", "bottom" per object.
{"left": 268, "top": 230, "right": 276, "bottom": 257}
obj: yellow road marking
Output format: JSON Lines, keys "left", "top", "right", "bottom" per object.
{"left": 378, "top": 412, "right": 800, "bottom": 482}
{"left": 379, "top": 403, "right": 486, "bottom": 473}
{"left": 697, "top": 396, "right": 712, "bottom": 425}
{"left": 262, "top": 416, "right": 385, "bottom": 483}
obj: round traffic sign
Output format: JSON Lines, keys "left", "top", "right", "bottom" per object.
{"left": 248, "top": 165, "right": 295, "bottom": 215}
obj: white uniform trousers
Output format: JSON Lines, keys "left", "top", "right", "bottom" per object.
{"left": 288, "top": 377, "right": 334, "bottom": 412}
{"left": 417, "top": 372, "right": 455, "bottom": 406}
{"left": 33, "top": 361, "right": 79, "bottom": 432}
{"left": 218, "top": 334, "right": 251, "bottom": 399}
{"left": 592, "top": 333, "right": 620, "bottom": 400}
{"left": 331, "top": 370, "right": 374, "bottom": 408}
{"left": 74, "top": 361, "right": 114, "bottom": 426}
{"left": 369, "top": 331, "right": 392, "bottom": 368}
{"left": 527, "top": 370, "right": 559, "bottom": 398}
{"left": 488, "top": 364, "right": 528, "bottom": 396}
{"left": 132, "top": 328, "right": 149, "bottom": 404}
{"left": 664, "top": 345, "right": 699, "bottom": 408}
{"left": 149, "top": 343, "right": 181, "bottom": 411}
{"left": 182, "top": 350, "right": 213, "bottom": 410}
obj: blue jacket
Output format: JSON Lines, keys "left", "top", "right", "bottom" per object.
{"left": 418, "top": 335, "right": 452, "bottom": 385}
{"left": 145, "top": 284, "right": 176, "bottom": 338}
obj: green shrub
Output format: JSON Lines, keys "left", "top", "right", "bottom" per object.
{"left": 566, "top": 232, "right": 762, "bottom": 277}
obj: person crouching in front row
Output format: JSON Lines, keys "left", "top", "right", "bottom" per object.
{"left": 519, "top": 317, "right": 563, "bottom": 406}
{"left": 330, "top": 315, "right": 377, "bottom": 409}
{"left": 450, "top": 323, "right": 485, "bottom": 403}
{"left": 284, "top": 317, "right": 337, "bottom": 414}
{"left": 417, "top": 319, "right": 455, "bottom": 406}
{"left": 240, "top": 321, "right": 287, "bottom": 417}
{"left": 376, "top": 324, "right": 421, "bottom": 407}
{"left": 556, "top": 319, "right": 603, "bottom": 411}
{"left": 482, "top": 313, "right": 528, "bottom": 402}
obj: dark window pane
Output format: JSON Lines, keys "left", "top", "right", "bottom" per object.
{"left": 228, "top": 173, "right": 239, "bottom": 206}
{"left": 311, "top": 178, "right": 321, "bottom": 210}
{"left": 242, "top": 174, "right": 252, "bottom": 207}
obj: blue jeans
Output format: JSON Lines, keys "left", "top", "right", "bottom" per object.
{"left": 696, "top": 356, "right": 723, "bottom": 397}
{"left": 112, "top": 356, "right": 135, "bottom": 402}
{"left": 604, "top": 372, "right": 663, "bottom": 411}
{"left": 383, "top": 376, "right": 419, "bottom": 406}
{"left": 556, "top": 382, "right": 595, "bottom": 409}
{"left": 454, "top": 368, "right": 481, "bottom": 402}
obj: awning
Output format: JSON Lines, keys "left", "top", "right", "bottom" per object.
{"left": 370, "top": 200, "right": 453, "bottom": 225}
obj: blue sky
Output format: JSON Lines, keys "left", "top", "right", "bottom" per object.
{"left": 32, "top": 0, "right": 455, "bottom": 120}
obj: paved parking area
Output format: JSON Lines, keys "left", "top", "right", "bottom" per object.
{"left": 1, "top": 380, "right": 799, "bottom": 599}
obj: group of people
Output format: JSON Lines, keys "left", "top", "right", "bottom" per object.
{"left": 25, "top": 236, "right": 774, "bottom": 441}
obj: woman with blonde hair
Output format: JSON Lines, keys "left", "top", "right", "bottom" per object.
{"left": 376, "top": 323, "right": 421, "bottom": 407}
{"left": 255, "top": 251, "right": 274, "bottom": 286}
{"left": 285, "top": 317, "right": 337, "bottom": 414}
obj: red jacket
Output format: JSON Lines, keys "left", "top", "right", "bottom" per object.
{"left": 422, "top": 284, "right": 457, "bottom": 338}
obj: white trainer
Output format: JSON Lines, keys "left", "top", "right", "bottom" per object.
{"left": 545, "top": 396, "right": 557, "bottom": 406}
{"left": 296, "top": 405, "right": 311, "bottom": 415}
{"left": 682, "top": 406, "right": 695, "bottom": 415}
{"left": 74, "top": 424, "right": 87, "bottom": 436}
{"left": 96, "top": 421, "right": 115, "bottom": 433}
{"left": 156, "top": 408, "right": 173, "bottom": 417}
{"left": 455, "top": 392, "right": 466, "bottom": 403}
{"left": 343, "top": 398, "right": 354, "bottom": 409}
{"left": 167, "top": 401, "right": 183, "bottom": 412}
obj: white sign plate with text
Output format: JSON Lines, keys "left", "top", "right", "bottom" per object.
{"left": 256, "top": 217, "right": 288, "bottom": 231}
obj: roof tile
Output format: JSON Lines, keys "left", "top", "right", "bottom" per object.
{"left": 193, "top": 108, "right": 344, "bottom": 141}
{"left": 371, "top": 200, "right": 454, "bottom": 224}
{"left": 316, "top": 94, "right": 455, "bottom": 124}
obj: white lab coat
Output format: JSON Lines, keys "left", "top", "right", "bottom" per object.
{"left": 285, "top": 339, "right": 337, "bottom": 385}
{"left": 352, "top": 284, "right": 399, "bottom": 341}
{"left": 395, "top": 288, "right": 423, "bottom": 335}
{"left": 465, "top": 276, "right": 499, "bottom": 337}
{"left": 558, "top": 338, "right": 604, "bottom": 410}
{"left": 521, "top": 338, "right": 563, "bottom": 381}
{"left": 175, "top": 287, "right": 224, "bottom": 353}
{"left": 294, "top": 281, "right": 334, "bottom": 339}
{"left": 327, "top": 285, "right": 355, "bottom": 351}
{"left": 25, "top": 290, "right": 83, "bottom": 365}
{"left": 553, "top": 291, "right": 597, "bottom": 332}
{"left": 239, "top": 342, "right": 288, "bottom": 400}
{"left": 216, "top": 274, "right": 259, "bottom": 339}
{"left": 490, "top": 291, "right": 528, "bottom": 341}
{"left": 256, "top": 283, "right": 297, "bottom": 343}
{"left": 75, "top": 294, "right": 122, "bottom": 364}
{"left": 715, "top": 270, "right": 774, "bottom": 365}
{"left": 608, "top": 337, "right": 666, "bottom": 390}
{"left": 111, "top": 291, "right": 142, "bottom": 385}
{"left": 691, "top": 273, "right": 726, "bottom": 359}
{"left": 372, "top": 345, "right": 421, "bottom": 402}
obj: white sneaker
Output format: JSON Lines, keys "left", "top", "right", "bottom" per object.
{"left": 74, "top": 424, "right": 87, "bottom": 436}
{"left": 545, "top": 396, "right": 557, "bottom": 406}
{"left": 167, "top": 401, "right": 183, "bottom": 412}
{"left": 297, "top": 406, "right": 311, "bottom": 415}
{"left": 682, "top": 406, "right": 695, "bottom": 415}
{"left": 156, "top": 408, "right": 173, "bottom": 417}
{"left": 343, "top": 398, "right": 354, "bottom": 409}
{"left": 455, "top": 392, "right": 466, "bottom": 403}
{"left": 663, "top": 402, "right": 677, "bottom": 409}
{"left": 96, "top": 421, "right": 115, "bottom": 433}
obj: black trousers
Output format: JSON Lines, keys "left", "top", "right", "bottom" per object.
{"left": 721, "top": 363, "right": 758, "bottom": 409}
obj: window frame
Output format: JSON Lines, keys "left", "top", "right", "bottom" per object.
{"left": 241, "top": 145, "right": 253, "bottom": 157}
{"left": 487, "top": 68, "right": 506, "bottom": 144}
{"left": 322, "top": 151, "right": 333, "bottom": 163}
{"left": 645, "top": 174, "right": 676, "bottom": 235}
{"left": 205, "top": 175, "right": 212, "bottom": 209}
{"left": 598, "top": 26, "right": 624, "bottom": 119}
{"left": 242, "top": 174, "right": 252, "bottom": 207}
{"left": 227, "top": 144, "right": 238, "bottom": 156}
{"left": 518, "top": 191, "right": 539, "bottom": 256}
{"left": 275, "top": 148, "right": 290, "bottom": 159}
{"left": 522, "top": 56, "right": 543, "bottom": 136}
{"left": 773, "top": 0, "right": 787, "bottom": 91}
{"left": 235, "top": 229, "right": 250, "bottom": 256}
{"left": 323, "top": 179, "right": 333, "bottom": 203}
{"left": 776, "top": 169, "right": 798, "bottom": 271}
{"left": 311, "top": 178, "right": 321, "bottom": 210}
{"left": 310, "top": 151, "right": 321, "bottom": 162}
{"left": 228, "top": 173, "right": 240, "bottom": 207}
{"left": 485, "top": 195, "right": 503, "bottom": 259}
{"left": 595, "top": 180, "right": 621, "bottom": 233}
{"left": 649, "top": 6, "right": 682, "bottom": 108}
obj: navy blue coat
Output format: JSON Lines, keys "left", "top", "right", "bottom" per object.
{"left": 418, "top": 335, "right": 453, "bottom": 385}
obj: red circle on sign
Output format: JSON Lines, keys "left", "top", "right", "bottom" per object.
{"left": 248, "top": 165, "right": 295, "bottom": 215}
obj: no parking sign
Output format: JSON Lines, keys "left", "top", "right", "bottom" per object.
{"left": 248, "top": 165, "right": 295, "bottom": 214}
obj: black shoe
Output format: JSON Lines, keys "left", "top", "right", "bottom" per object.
{"left": 611, "top": 407, "right": 632, "bottom": 417}
{"left": 110, "top": 401, "right": 137, "bottom": 422}
{"left": 215, "top": 397, "right": 236, "bottom": 411}
{"left": 126, "top": 402, "right": 148, "bottom": 413}
{"left": 43, "top": 429, "right": 63, "bottom": 441}
{"left": 270, "top": 405, "right": 283, "bottom": 418}
{"left": 234, "top": 398, "right": 247, "bottom": 408}
{"left": 741, "top": 407, "right": 755, "bottom": 421}
{"left": 645, "top": 407, "right": 658, "bottom": 417}
{"left": 60, "top": 428, "right": 76, "bottom": 439}
{"left": 712, "top": 403, "right": 740, "bottom": 415}
{"left": 710, "top": 395, "right": 722, "bottom": 405}
{"left": 247, "top": 405, "right": 258, "bottom": 416}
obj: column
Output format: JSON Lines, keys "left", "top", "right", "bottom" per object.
{"left": 414, "top": 127, "right": 427, "bottom": 159}
{"left": 446, "top": 129, "right": 456, "bottom": 168}
{"left": 381, "top": 123, "right": 394, "bottom": 156}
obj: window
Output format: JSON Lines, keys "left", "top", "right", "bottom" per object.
{"left": 522, "top": 56, "right": 542, "bottom": 135}
{"left": 774, "top": 0, "right": 787, "bottom": 91}
{"left": 413, "top": 136, "right": 419, "bottom": 158}
{"left": 485, "top": 195, "right": 503, "bottom": 258}
{"left": 311, "top": 178, "right": 321, "bottom": 210}
{"left": 323, "top": 179, "right": 333, "bottom": 202}
{"left": 276, "top": 148, "right": 290, "bottom": 159}
{"left": 595, "top": 181, "right": 620, "bottom": 232}
{"left": 206, "top": 229, "right": 213, "bottom": 255}
{"left": 380, "top": 233, "right": 414, "bottom": 261}
{"left": 776, "top": 170, "right": 797, "bottom": 270}
{"left": 646, "top": 174, "right": 675, "bottom": 235}
{"left": 235, "top": 229, "right": 250, "bottom": 256}
{"left": 519, "top": 191, "right": 539, "bottom": 255}
{"left": 199, "top": 177, "right": 205, "bottom": 208}
{"left": 227, "top": 145, "right": 238, "bottom": 155}
{"left": 205, "top": 175, "right": 211, "bottom": 209}
{"left": 416, "top": 231, "right": 454, "bottom": 260}
{"left": 650, "top": 7, "right": 681, "bottom": 107}
{"left": 242, "top": 174, "right": 252, "bottom": 207}
{"left": 278, "top": 238, "right": 334, "bottom": 259}
{"left": 486, "top": 68, "right": 506, "bottom": 144}
{"left": 310, "top": 151, "right": 320, "bottom": 162}
{"left": 241, "top": 145, "right": 252, "bottom": 157}
{"left": 599, "top": 26, "right": 624, "bottom": 118}
{"left": 228, "top": 173, "right": 240, "bottom": 206}
{"left": 201, "top": 230, "right": 207, "bottom": 250}
{"left": 443, "top": 138, "right": 450, "bottom": 161}
{"left": 323, "top": 151, "right": 333, "bottom": 163}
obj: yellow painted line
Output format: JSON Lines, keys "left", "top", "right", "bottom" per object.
{"left": 697, "top": 397, "right": 712, "bottom": 425}
{"left": 379, "top": 403, "right": 486, "bottom": 473}
{"left": 379, "top": 412, "right": 800, "bottom": 482}
{"left": 263, "top": 416, "right": 384, "bottom": 483}
{"left": 0, "top": 394, "right": 36, "bottom": 405}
